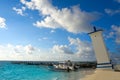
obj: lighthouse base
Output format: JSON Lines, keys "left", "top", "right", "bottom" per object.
{"left": 97, "top": 62, "right": 113, "bottom": 69}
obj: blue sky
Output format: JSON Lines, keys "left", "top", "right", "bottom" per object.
{"left": 0, "top": 0, "right": 120, "bottom": 61}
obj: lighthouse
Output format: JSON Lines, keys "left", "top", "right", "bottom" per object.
{"left": 88, "top": 27, "right": 112, "bottom": 69}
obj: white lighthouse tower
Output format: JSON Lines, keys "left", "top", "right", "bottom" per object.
{"left": 89, "top": 27, "right": 112, "bottom": 69}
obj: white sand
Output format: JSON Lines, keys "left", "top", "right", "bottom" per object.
{"left": 81, "top": 69, "right": 120, "bottom": 80}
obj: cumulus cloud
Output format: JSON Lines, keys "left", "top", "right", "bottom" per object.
{"left": 0, "top": 42, "right": 95, "bottom": 61}
{"left": 111, "top": 25, "right": 120, "bottom": 44}
{"left": 33, "top": 16, "right": 61, "bottom": 29}
{"left": 14, "top": 45, "right": 24, "bottom": 53}
{"left": 24, "top": 44, "right": 35, "bottom": 54}
{"left": 68, "top": 37, "right": 94, "bottom": 57}
{"left": 106, "top": 31, "right": 114, "bottom": 38}
{"left": 105, "top": 8, "right": 120, "bottom": 15}
{"left": 20, "top": 0, "right": 99, "bottom": 33}
{"left": 13, "top": 44, "right": 35, "bottom": 54}
{"left": 52, "top": 45, "right": 74, "bottom": 54}
{"left": 0, "top": 17, "right": 6, "bottom": 28}
{"left": 0, "top": 44, "right": 75, "bottom": 61}
{"left": 52, "top": 37, "right": 95, "bottom": 60}
{"left": 105, "top": 0, "right": 120, "bottom": 15}
{"left": 0, "top": 44, "right": 45, "bottom": 60}
{"left": 107, "top": 25, "right": 120, "bottom": 44}
{"left": 13, "top": 6, "right": 26, "bottom": 16}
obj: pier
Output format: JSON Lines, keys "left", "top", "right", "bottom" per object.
{"left": 10, "top": 61, "right": 96, "bottom": 69}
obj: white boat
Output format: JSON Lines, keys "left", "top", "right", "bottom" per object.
{"left": 49, "top": 60, "right": 77, "bottom": 72}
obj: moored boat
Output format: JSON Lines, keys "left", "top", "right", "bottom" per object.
{"left": 48, "top": 60, "right": 77, "bottom": 72}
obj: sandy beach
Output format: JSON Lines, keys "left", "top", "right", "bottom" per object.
{"left": 82, "top": 69, "right": 120, "bottom": 80}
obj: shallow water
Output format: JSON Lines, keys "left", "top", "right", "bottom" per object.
{"left": 0, "top": 62, "right": 95, "bottom": 80}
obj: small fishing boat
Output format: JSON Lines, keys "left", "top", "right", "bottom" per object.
{"left": 48, "top": 60, "right": 77, "bottom": 72}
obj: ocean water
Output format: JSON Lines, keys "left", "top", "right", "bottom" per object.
{"left": 0, "top": 62, "right": 94, "bottom": 80}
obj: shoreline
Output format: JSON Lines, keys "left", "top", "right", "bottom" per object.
{"left": 81, "top": 69, "right": 120, "bottom": 80}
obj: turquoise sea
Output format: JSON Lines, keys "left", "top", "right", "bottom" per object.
{"left": 0, "top": 61, "right": 94, "bottom": 80}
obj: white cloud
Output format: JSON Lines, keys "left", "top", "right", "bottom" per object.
{"left": 0, "top": 44, "right": 57, "bottom": 61}
{"left": 20, "top": 0, "right": 99, "bottom": 33}
{"left": 14, "top": 45, "right": 24, "bottom": 53}
{"left": 0, "top": 44, "right": 75, "bottom": 61}
{"left": 42, "top": 37, "right": 48, "bottom": 40}
{"left": 115, "top": 0, "right": 120, "bottom": 3}
{"left": 52, "top": 37, "right": 95, "bottom": 60}
{"left": 105, "top": 8, "right": 120, "bottom": 15}
{"left": 33, "top": 16, "right": 61, "bottom": 29}
{"left": 106, "top": 31, "right": 114, "bottom": 38}
{"left": 111, "top": 25, "right": 120, "bottom": 44}
{"left": 68, "top": 37, "right": 94, "bottom": 56}
{"left": 0, "top": 17, "right": 6, "bottom": 28}
{"left": 13, "top": 44, "right": 35, "bottom": 54}
{"left": 13, "top": 7, "right": 26, "bottom": 16}
{"left": 52, "top": 45, "right": 74, "bottom": 54}
{"left": 50, "top": 30, "right": 55, "bottom": 33}
{"left": 0, "top": 44, "right": 38, "bottom": 60}
{"left": 105, "top": 0, "right": 120, "bottom": 15}
{"left": 0, "top": 41, "right": 95, "bottom": 61}
{"left": 38, "top": 37, "right": 48, "bottom": 41}
{"left": 24, "top": 44, "right": 35, "bottom": 54}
